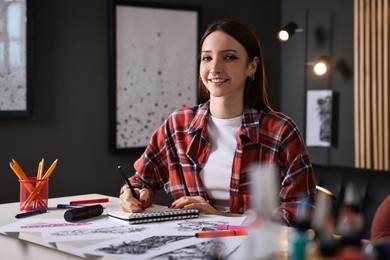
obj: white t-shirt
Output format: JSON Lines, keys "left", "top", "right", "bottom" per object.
{"left": 200, "top": 114, "right": 241, "bottom": 212}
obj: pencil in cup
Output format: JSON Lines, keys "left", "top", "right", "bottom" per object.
{"left": 9, "top": 161, "right": 46, "bottom": 209}
{"left": 37, "top": 158, "right": 44, "bottom": 180}
{"left": 21, "top": 159, "right": 58, "bottom": 209}
{"left": 19, "top": 178, "right": 49, "bottom": 211}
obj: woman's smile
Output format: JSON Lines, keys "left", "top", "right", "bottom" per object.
{"left": 209, "top": 77, "right": 229, "bottom": 85}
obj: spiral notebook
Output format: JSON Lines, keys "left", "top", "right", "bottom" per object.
{"left": 108, "top": 205, "right": 199, "bottom": 224}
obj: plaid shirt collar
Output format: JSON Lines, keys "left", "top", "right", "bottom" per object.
{"left": 188, "top": 100, "right": 261, "bottom": 144}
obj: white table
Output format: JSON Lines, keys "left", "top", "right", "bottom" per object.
{"left": 0, "top": 193, "right": 121, "bottom": 259}
{"left": 0, "top": 193, "right": 289, "bottom": 259}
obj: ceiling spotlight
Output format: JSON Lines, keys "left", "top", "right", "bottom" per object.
{"left": 313, "top": 56, "right": 330, "bottom": 76}
{"left": 277, "top": 22, "right": 302, "bottom": 42}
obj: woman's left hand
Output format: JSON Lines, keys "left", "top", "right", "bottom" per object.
{"left": 169, "top": 196, "right": 220, "bottom": 215}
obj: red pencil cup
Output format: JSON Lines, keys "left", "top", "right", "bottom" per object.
{"left": 19, "top": 177, "right": 49, "bottom": 212}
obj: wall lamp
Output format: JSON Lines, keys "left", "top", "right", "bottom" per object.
{"left": 308, "top": 56, "right": 330, "bottom": 76}
{"left": 277, "top": 22, "right": 303, "bottom": 42}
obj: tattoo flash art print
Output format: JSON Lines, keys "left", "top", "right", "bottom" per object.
{"left": 81, "top": 234, "right": 200, "bottom": 259}
{"left": 51, "top": 226, "right": 147, "bottom": 237}
{"left": 160, "top": 214, "right": 246, "bottom": 235}
{"left": 0, "top": 218, "right": 92, "bottom": 234}
{"left": 84, "top": 235, "right": 247, "bottom": 259}
{"left": 177, "top": 219, "right": 228, "bottom": 232}
{"left": 96, "top": 235, "right": 192, "bottom": 255}
{"left": 151, "top": 239, "right": 228, "bottom": 259}
{"left": 43, "top": 225, "right": 153, "bottom": 243}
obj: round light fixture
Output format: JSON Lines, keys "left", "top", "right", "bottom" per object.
{"left": 277, "top": 30, "right": 290, "bottom": 42}
{"left": 277, "top": 22, "right": 299, "bottom": 42}
{"left": 313, "top": 56, "right": 330, "bottom": 76}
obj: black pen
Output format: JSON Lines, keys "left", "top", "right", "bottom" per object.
{"left": 15, "top": 208, "right": 47, "bottom": 219}
{"left": 117, "top": 166, "right": 140, "bottom": 200}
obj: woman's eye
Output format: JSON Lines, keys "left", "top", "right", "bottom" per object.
{"left": 225, "top": 55, "right": 238, "bottom": 61}
{"left": 201, "top": 56, "right": 211, "bottom": 61}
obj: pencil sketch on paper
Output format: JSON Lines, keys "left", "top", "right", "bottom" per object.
{"left": 176, "top": 220, "right": 228, "bottom": 232}
{"left": 21, "top": 222, "right": 90, "bottom": 229}
{"left": 151, "top": 239, "right": 227, "bottom": 259}
{"left": 50, "top": 225, "right": 147, "bottom": 237}
{"left": 96, "top": 235, "right": 193, "bottom": 255}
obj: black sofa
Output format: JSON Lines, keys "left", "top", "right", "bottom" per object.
{"left": 313, "top": 164, "right": 390, "bottom": 239}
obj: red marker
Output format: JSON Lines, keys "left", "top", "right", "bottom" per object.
{"left": 195, "top": 229, "right": 248, "bottom": 238}
{"left": 69, "top": 198, "right": 109, "bottom": 205}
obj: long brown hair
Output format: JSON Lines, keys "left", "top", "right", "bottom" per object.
{"left": 198, "top": 19, "right": 271, "bottom": 111}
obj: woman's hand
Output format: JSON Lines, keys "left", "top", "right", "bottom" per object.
{"left": 120, "top": 188, "right": 151, "bottom": 213}
{"left": 169, "top": 196, "right": 221, "bottom": 215}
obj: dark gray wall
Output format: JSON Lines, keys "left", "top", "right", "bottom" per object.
{"left": 0, "top": 0, "right": 281, "bottom": 203}
{"left": 280, "top": 0, "right": 354, "bottom": 166}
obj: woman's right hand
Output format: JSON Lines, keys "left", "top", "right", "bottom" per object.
{"left": 119, "top": 188, "right": 151, "bottom": 213}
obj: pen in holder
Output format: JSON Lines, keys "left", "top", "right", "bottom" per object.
{"left": 19, "top": 177, "right": 49, "bottom": 212}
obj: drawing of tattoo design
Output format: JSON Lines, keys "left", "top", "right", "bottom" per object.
{"left": 21, "top": 222, "right": 90, "bottom": 229}
{"left": 51, "top": 226, "right": 147, "bottom": 236}
{"left": 177, "top": 220, "right": 229, "bottom": 232}
{"left": 151, "top": 240, "right": 227, "bottom": 259}
{"left": 96, "top": 235, "right": 193, "bottom": 255}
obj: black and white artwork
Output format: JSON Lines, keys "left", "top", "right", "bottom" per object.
{"left": 96, "top": 235, "right": 192, "bottom": 255}
{"left": 0, "top": 0, "right": 31, "bottom": 116}
{"left": 110, "top": 2, "right": 199, "bottom": 150}
{"left": 43, "top": 225, "right": 151, "bottom": 243}
{"left": 83, "top": 234, "right": 246, "bottom": 259}
{"left": 306, "top": 90, "right": 333, "bottom": 147}
{"left": 80, "top": 215, "right": 246, "bottom": 258}
{"left": 177, "top": 219, "right": 228, "bottom": 232}
{"left": 151, "top": 239, "right": 228, "bottom": 259}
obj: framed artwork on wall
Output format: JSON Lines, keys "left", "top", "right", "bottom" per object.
{"left": 306, "top": 89, "right": 334, "bottom": 147}
{"left": 0, "top": 0, "right": 32, "bottom": 117}
{"left": 109, "top": 0, "right": 200, "bottom": 152}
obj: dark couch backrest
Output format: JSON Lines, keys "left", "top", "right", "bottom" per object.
{"left": 313, "top": 164, "right": 390, "bottom": 239}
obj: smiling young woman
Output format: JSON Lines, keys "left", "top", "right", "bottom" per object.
{"left": 199, "top": 30, "right": 258, "bottom": 119}
{"left": 120, "top": 18, "right": 316, "bottom": 228}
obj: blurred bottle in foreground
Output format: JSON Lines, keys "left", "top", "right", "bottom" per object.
{"left": 243, "top": 163, "right": 283, "bottom": 259}
{"left": 289, "top": 198, "right": 311, "bottom": 260}
{"left": 336, "top": 183, "right": 365, "bottom": 260}
{"left": 309, "top": 190, "right": 338, "bottom": 259}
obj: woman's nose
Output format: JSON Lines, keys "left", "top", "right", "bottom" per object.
{"left": 209, "top": 59, "right": 223, "bottom": 74}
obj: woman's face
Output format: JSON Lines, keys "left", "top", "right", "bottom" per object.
{"left": 200, "top": 31, "right": 257, "bottom": 101}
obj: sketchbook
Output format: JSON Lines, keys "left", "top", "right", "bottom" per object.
{"left": 108, "top": 206, "right": 199, "bottom": 224}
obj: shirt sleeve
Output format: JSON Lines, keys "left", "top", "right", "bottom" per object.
{"left": 277, "top": 118, "right": 316, "bottom": 226}
{"left": 126, "top": 119, "right": 172, "bottom": 204}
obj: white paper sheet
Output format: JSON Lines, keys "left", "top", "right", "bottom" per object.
{"left": 150, "top": 236, "right": 248, "bottom": 260}
{"left": 154, "top": 214, "right": 246, "bottom": 235}
{"left": 79, "top": 214, "right": 247, "bottom": 258}
{"left": 0, "top": 216, "right": 161, "bottom": 243}
{"left": 0, "top": 218, "right": 97, "bottom": 233}
{"left": 80, "top": 232, "right": 247, "bottom": 259}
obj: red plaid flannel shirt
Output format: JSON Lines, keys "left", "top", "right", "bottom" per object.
{"left": 128, "top": 101, "right": 316, "bottom": 225}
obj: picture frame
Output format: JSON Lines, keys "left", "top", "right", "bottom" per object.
{"left": 306, "top": 89, "right": 334, "bottom": 147}
{"left": 0, "top": 0, "right": 32, "bottom": 117}
{"left": 108, "top": 0, "right": 200, "bottom": 152}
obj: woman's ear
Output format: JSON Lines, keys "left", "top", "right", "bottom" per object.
{"left": 249, "top": 57, "right": 260, "bottom": 75}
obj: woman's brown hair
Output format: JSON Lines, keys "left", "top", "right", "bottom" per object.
{"left": 198, "top": 19, "right": 271, "bottom": 111}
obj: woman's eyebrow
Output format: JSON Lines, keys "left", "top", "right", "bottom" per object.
{"left": 201, "top": 49, "right": 238, "bottom": 54}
